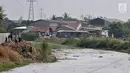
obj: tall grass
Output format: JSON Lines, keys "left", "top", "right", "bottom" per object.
{"left": 61, "top": 37, "right": 130, "bottom": 53}
{"left": 62, "top": 38, "right": 79, "bottom": 46}
{"left": 0, "top": 46, "right": 21, "bottom": 62}
{"left": 40, "top": 41, "right": 51, "bottom": 60}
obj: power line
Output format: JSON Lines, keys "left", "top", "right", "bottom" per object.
{"left": 15, "top": 0, "right": 24, "bottom": 8}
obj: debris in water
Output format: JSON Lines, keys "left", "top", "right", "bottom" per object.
{"left": 73, "top": 55, "right": 80, "bottom": 57}
{"left": 98, "top": 56, "right": 103, "bottom": 58}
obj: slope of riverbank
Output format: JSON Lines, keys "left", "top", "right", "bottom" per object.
{"left": 2, "top": 49, "right": 130, "bottom": 73}
{"left": 0, "top": 41, "right": 57, "bottom": 72}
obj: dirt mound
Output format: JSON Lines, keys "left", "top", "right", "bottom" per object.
{"left": 0, "top": 46, "right": 22, "bottom": 62}
{"left": 0, "top": 41, "right": 40, "bottom": 62}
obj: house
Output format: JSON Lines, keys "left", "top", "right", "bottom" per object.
{"left": 28, "top": 19, "right": 109, "bottom": 38}
{"left": 80, "top": 22, "right": 109, "bottom": 37}
{"left": 55, "top": 20, "right": 89, "bottom": 38}
{"left": 63, "top": 21, "right": 82, "bottom": 30}
{"left": 56, "top": 24, "right": 88, "bottom": 38}
{"left": 89, "top": 18, "right": 111, "bottom": 27}
{"left": 29, "top": 20, "right": 84, "bottom": 37}
{"left": 29, "top": 20, "right": 67, "bottom": 36}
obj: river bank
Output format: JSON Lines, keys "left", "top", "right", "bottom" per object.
{"left": 2, "top": 49, "right": 130, "bottom": 73}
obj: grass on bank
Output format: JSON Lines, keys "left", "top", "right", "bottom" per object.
{"left": 32, "top": 41, "right": 78, "bottom": 50}
{"left": 0, "top": 45, "right": 33, "bottom": 72}
{"left": 0, "top": 60, "right": 32, "bottom": 72}
{"left": 61, "top": 37, "right": 130, "bottom": 53}
{"left": 0, "top": 39, "right": 58, "bottom": 72}
{"left": 36, "top": 37, "right": 130, "bottom": 54}
{"left": 34, "top": 38, "right": 80, "bottom": 49}
{"left": 39, "top": 41, "right": 57, "bottom": 62}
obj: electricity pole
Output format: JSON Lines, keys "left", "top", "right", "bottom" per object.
{"left": 27, "top": 0, "right": 36, "bottom": 22}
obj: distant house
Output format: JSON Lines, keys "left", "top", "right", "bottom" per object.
{"left": 80, "top": 23, "right": 109, "bottom": 37}
{"left": 56, "top": 25, "right": 88, "bottom": 38}
{"left": 31, "top": 20, "right": 66, "bottom": 27}
{"left": 29, "top": 20, "right": 67, "bottom": 36}
{"left": 62, "top": 21, "right": 83, "bottom": 30}
{"left": 28, "top": 19, "right": 109, "bottom": 38}
{"left": 54, "top": 21, "right": 89, "bottom": 38}
{"left": 90, "top": 18, "right": 111, "bottom": 27}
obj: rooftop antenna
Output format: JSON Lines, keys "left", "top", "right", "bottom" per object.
{"left": 27, "top": 0, "right": 36, "bottom": 21}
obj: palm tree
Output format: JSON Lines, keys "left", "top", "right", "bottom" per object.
{"left": 62, "top": 12, "right": 70, "bottom": 19}
{"left": 51, "top": 15, "right": 57, "bottom": 20}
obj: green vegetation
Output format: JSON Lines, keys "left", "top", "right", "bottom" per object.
{"left": 60, "top": 37, "right": 130, "bottom": 53}
{"left": 0, "top": 40, "right": 57, "bottom": 72}
{"left": 39, "top": 40, "right": 57, "bottom": 62}
{"left": 0, "top": 6, "right": 6, "bottom": 33}
{"left": 40, "top": 41, "right": 50, "bottom": 59}
{"left": 62, "top": 38, "right": 79, "bottom": 46}
{"left": 21, "top": 32, "right": 39, "bottom": 41}
{"left": 106, "top": 22, "right": 130, "bottom": 38}
{"left": 34, "top": 38, "right": 78, "bottom": 49}
{"left": 0, "top": 60, "right": 32, "bottom": 72}
{"left": 0, "top": 28, "right": 6, "bottom": 33}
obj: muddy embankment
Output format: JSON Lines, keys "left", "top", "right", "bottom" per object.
{"left": 2, "top": 49, "right": 130, "bottom": 73}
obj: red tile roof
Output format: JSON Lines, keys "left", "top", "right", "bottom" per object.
{"left": 63, "top": 21, "right": 80, "bottom": 29}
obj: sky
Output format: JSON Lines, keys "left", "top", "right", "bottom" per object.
{"left": 0, "top": 0, "right": 130, "bottom": 21}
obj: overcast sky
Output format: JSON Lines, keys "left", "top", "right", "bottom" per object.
{"left": 0, "top": 0, "right": 130, "bottom": 21}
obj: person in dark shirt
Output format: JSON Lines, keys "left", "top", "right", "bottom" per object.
{"left": 8, "top": 33, "right": 13, "bottom": 41}
{"left": 5, "top": 37, "right": 8, "bottom": 42}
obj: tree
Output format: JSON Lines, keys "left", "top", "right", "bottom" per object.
{"left": 107, "top": 21, "right": 130, "bottom": 38}
{"left": 0, "top": 6, "right": 5, "bottom": 26}
{"left": 3, "top": 18, "right": 18, "bottom": 32}
{"left": 62, "top": 12, "right": 70, "bottom": 19}
{"left": 0, "top": 6, "right": 6, "bottom": 33}
{"left": 81, "top": 15, "right": 93, "bottom": 22}
{"left": 51, "top": 15, "right": 56, "bottom": 20}
{"left": 108, "top": 22, "right": 123, "bottom": 38}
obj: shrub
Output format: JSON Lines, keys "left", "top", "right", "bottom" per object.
{"left": 62, "top": 38, "right": 79, "bottom": 46}
{"left": 0, "top": 28, "right": 6, "bottom": 33}
{"left": 61, "top": 37, "right": 130, "bottom": 53}
{"left": 95, "top": 39, "right": 108, "bottom": 49}
{"left": 39, "top": 40, "right": 57, "bottom": 62}
{"left": 77, "top": 38, "right": 108, "bottom": 49}
{"left": 21, "top": 32, "right": 39, "bottom": 41}
{"left": 76, "top": 37, "right": 130, "bottom": 51}
{"left": 40, "top": 41, "right": 50, "bottom": 60}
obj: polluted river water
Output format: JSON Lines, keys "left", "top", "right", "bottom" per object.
{"left": 2, "top": 49, "right": 130, "bottom": 73}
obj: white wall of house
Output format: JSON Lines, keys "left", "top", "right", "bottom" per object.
{"left": 0, "top": 33, "right": 10, "bottom": 44}
{"left": 101, "top": 30, "right": 109, "bottom": 37}
{"left": 77, "top": 23, "right": 82, "bottom": 30}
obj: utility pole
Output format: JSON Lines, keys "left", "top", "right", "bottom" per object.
{"left": 27, "top": 0, "right": 36, "bottom": 22}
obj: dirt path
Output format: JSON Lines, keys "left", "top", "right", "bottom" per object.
{"left": 2, "top": 49, "right": 130, "bottom": 73}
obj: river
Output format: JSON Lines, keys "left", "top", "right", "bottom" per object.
{"left": 2, "top": 49, "right": 130, "bottom": 73}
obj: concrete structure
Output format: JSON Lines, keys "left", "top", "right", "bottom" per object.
{"left": 0, "top": 33, "right": 10, "bottom": 44}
